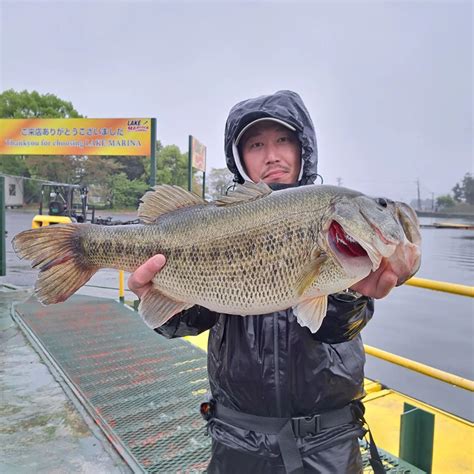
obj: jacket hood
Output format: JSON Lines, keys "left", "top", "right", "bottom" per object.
{"left": 224, "top": 90, "right": 319, "bottom": 185}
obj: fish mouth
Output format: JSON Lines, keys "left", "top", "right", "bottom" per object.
{"left": 327, "top": 220, "right": 375, "bottom": 277}
{"left": 329, "top": 221, "right": 368, "bottom": 258}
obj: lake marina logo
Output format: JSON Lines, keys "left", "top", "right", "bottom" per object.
{"left": 127, "top": 120, "right": 150, "bottom": 132}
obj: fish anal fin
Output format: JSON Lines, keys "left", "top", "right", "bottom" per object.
{"left": 138, "top": 185, "right": 206, "bottom": 224}
{"left": 295, "top": 248, "right": 328, "bottom": 297}
{"left": 139, "top": 288, "right": 192, "bottom": 329}
{"left": 293, "top": 296, "right": 328, "bottom": 333}
{"left": 215, "top": 181, "right": 272, "bottom": 206}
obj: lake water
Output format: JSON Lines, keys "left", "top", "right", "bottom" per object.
{"left": 363, "top": 216, "right": 474, "bottom": 421}
{"left": 2, "top": 211, "right": 473, "bottom": 421}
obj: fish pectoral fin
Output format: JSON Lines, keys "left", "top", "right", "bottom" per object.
{"left": 138, "top": 185, "right": 206, "bottom": 224}
{"left": 139, "top": 288, "right": 192, "bottom": 329}
{"left": 215, "top": 181, "right": 272, "bottom": 206}
{"left": 293, "top": 296, "right": 328, "bottom": 333}
{"left": 295, "top": 249, "right": 328, "bottom": 297}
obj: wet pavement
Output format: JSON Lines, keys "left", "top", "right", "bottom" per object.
{"left": 0, "top": 285, "right": 132, "bottom": 473}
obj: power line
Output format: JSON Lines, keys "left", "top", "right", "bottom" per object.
{"left": 0, "top": 173, "right": 69, "bottom": 186}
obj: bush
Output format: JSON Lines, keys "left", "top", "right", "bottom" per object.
{"left": 110, "top": 173, "right": 148, "bottom": 209}
{"left": 436, "top": 194, "right": 455, "bottom": 209}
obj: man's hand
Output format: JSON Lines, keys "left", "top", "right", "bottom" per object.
{"left": 128, "top": 254, "right": 166, "bottom": 299}
{"left": 350, "top": 259, "right": 398, "bottom": 299}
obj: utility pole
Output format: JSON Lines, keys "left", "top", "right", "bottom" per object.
{"left": 431, "top": 192, "right": 434, "bottom": 211}
{"left": 416, "top": 178, "right": 421, "bottom": 210}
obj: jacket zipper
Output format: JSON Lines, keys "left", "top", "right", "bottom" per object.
{"left": 273, "top": 312, "right": 282, "bottom": 416}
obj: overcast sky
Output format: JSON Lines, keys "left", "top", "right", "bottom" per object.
{"left": 1, "top": 0, "right": 472, "bottom": 202}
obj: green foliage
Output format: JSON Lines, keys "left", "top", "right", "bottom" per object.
{"left": 0, "top": 89, "right": 81, "bottom": 118}
{"left": 461, "top": 173, "right": 474, "bottom": 204}
{"left": 452, "top": 183, "right": 463, "bottom": 202}
{"left": 26, "top": 155, "right": 77, "bottom": 184}
{"left": 156, "top": 145, "right": 189, "bottom": 187}
{"left": 23, "top": 180, "right": 42, "bottom": 204}
{"left": 80, "top": 155, "right": 122, "bottom": 185}
{"left": 112, "top": 156, "right": 146, "bottom": 181}
{"left": 109, "top": 173, "right": 148, "bottom": 208}
{"left": 436, "top": 194, "right": 455, "bottom": 209}
{"left": 451, "top": 172, "right": 474, "bottom": 205}
{"left": 0, "top": 155, "right": 29, "bottom": 176}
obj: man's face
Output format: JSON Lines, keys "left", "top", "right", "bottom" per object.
{"left": 239, "top": 122, "right": 301, "bottom": 184}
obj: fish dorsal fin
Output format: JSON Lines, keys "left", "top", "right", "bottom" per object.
{"left": 138, "top": 185, "right": 206, "bottom": 224}
{"left": 215, "top": 181, "right": 272, "bottom": 206}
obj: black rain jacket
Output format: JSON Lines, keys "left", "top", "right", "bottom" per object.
{"left": 156, "top": 90, "right": 373, "bottom": 473}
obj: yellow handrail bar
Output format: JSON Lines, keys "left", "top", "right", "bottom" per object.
{"left": 364, "top": 344, "right": 474, "bottom": 391}
{"left": 405, "top": 277, "right": 474, "bottom": 297}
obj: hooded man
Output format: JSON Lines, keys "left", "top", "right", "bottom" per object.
{"left": 129, "top": 90, "right": 396, "bottom": 473}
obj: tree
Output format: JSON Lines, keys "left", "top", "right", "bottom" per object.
{"left": 112, "top": 155, "right": 146, "bottom": 181}
{"left": 436, "top": 194, "right": 455, "bottom": 209}
{"left": 0, "top": 155, "right": 29, "bottom": 176}
{"left": 0, "top": 89, "right": 81, "bottom": 118}
{"left": 461, "top": 173, "right": 474, "bottom": 204}
{"left": 156, "top": 145, "right": 190, "bottom": 187}
{"left": 451, "top": 172, "right": 474, "bottom": 205}
{"left": 452, "top": 182, "right": 463, "bottom": 202}
{"left": 26, "top": 155, "right": 77, "bottom": 184}
{"left": 109, "top": 173, "right": 149, "bottom": 208}
{"left": 206, "top": 167, "right": 234, "bottom": 200}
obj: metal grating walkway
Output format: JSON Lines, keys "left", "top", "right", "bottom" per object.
{"left": 13, "top": 296, "right": 211, "bottom": 473}
{"left": 13, "top": 295, "right": 424, "bottom": 473}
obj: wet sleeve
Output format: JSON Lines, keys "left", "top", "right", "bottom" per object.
{"left": 313, "top": 294, "right": 374, "bottom": 344}
{"left": 154, "top": 305, "right": 219, "bottom": 338}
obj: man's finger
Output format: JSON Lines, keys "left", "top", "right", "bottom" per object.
{"left": 373, "top": 270, "right": 398, "bottom": 299}
{"left": 128, "top": 254, "right": 166, "bottom": 291}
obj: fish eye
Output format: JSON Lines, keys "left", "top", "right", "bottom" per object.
{"left": 377, "top": 198, "right": 388, "bottom": 208}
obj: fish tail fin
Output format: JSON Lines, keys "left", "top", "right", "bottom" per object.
{"left": 12, "top": 224, "right": 97, "bottom": 304}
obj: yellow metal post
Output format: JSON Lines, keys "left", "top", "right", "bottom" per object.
{"left": 119, "top": 270, "right": 125, "bottom": 303}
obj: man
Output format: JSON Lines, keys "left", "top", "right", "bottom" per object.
{"left": 129, "top": 90, "right": 396, "bottom": 473}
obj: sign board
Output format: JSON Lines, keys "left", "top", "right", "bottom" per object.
{"left": 190, "top": 136, "right": 206, "bottom": 172}
{"left": 0, "top": 118, "right": 152, "bottom": 156}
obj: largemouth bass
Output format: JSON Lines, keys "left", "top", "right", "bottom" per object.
{"left": 13, "top": 182, "right": 421, "bottom": 333}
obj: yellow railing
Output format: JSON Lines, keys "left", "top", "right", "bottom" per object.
{"left": 366, "top": 276, "right": 474, "bottom": 390}
{"left": 405, "top": 277, "right": 474, "bottom": 297}
{"left": 364, "top": 345, "right": 474, "bottom": 391}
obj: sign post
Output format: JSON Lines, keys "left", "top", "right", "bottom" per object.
{"left": 150, "top": 118, "right": 157, "bottom": 187}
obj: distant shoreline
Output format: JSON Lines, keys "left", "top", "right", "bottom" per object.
{"left": 416, "top": 210, "right": 474, "bottom": 219}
